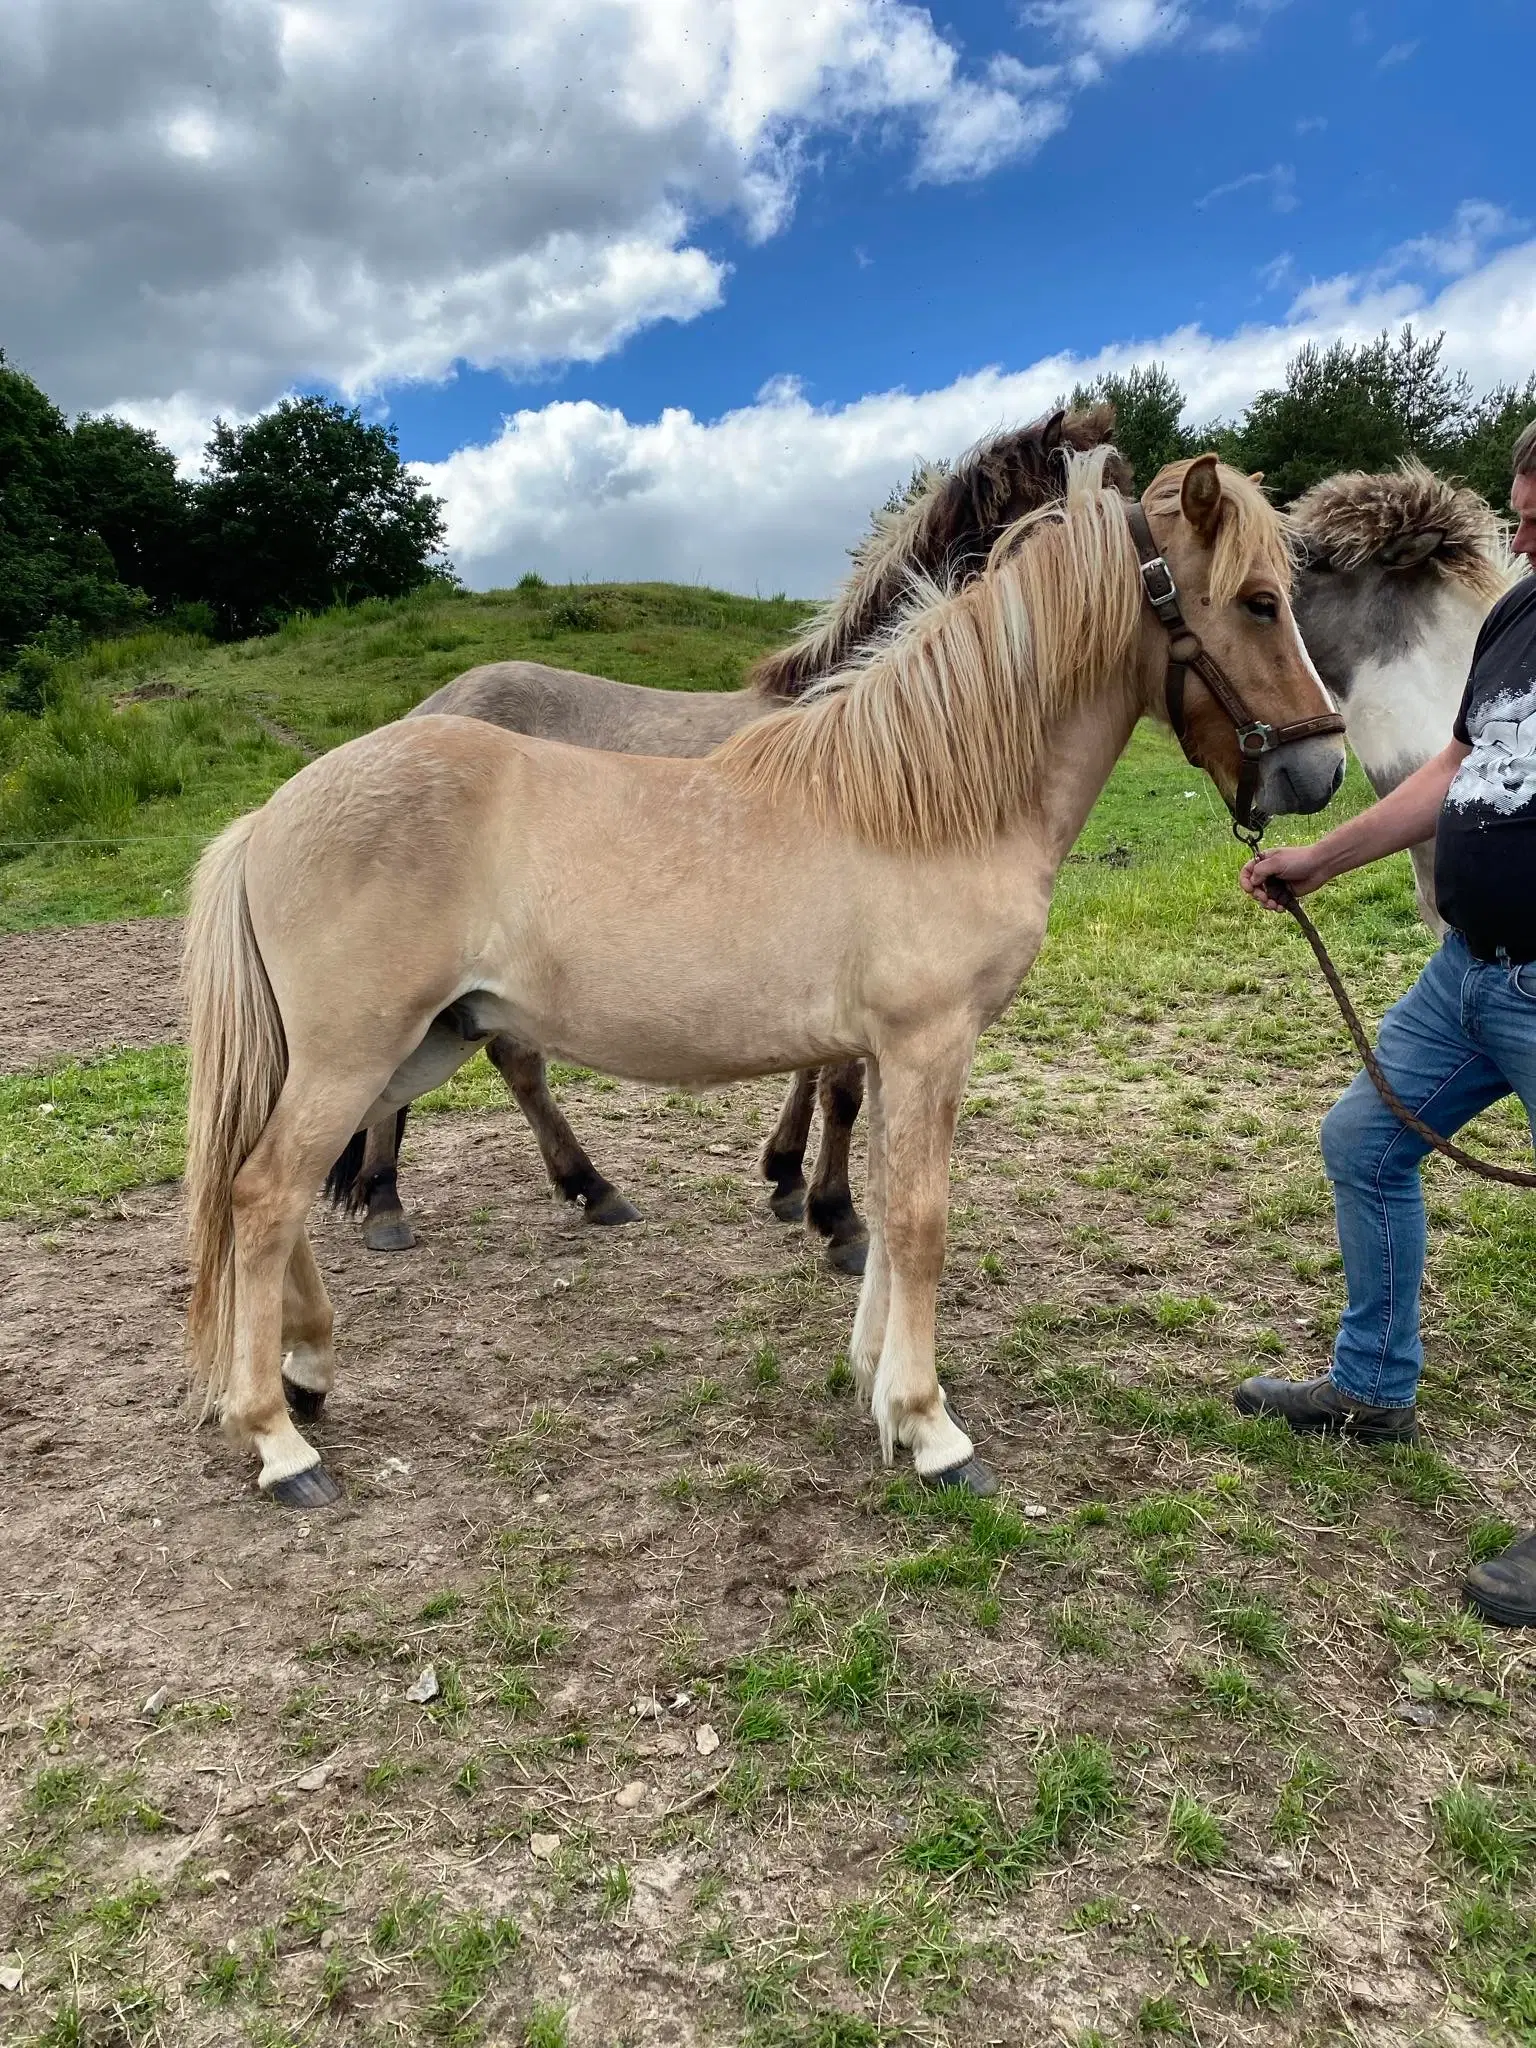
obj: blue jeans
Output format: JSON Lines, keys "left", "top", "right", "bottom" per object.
{"left": 1323, "top": 931, "right": 1536, "bottom": 1408}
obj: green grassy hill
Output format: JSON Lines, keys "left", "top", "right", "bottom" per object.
{"left": 0, "top": 580, "right": 811, "bottom": 931}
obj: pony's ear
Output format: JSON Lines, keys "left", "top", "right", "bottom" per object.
{"left": 1180, "top": 453, "right": 1223, "bottom": 542}
{"left": 1040, "top": 408, "right": 1066, "bottom": 453}
{"left": 1378, "top": 529, "right": 1444, "bottom": 570}
{"left": 1248, "top": 470, "right": 1264, "bottom": 485}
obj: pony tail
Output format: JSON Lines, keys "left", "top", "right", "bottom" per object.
{"left": 181, "top": 812, "right": 287, "bottom": 1417}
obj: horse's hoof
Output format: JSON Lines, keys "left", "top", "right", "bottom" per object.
{"left": 267, "top": 1464, "right": 343, "bottom": 1510}
{"left": 920, "top": 1454, "right": 998, "bottom": 1498}
{"left": 826, "top": 1237, "right": 868, "bottom": 1277}
{"left": 364, "top": 1215, "right": 416, "bottom": 1253}
{"left": 585, "top": 1188, "right": 641, "bottom": 1226}
{"left": 283, "top": 1377, "right": 327, "bottom": 1421}
{"left": 769, "top": 1187, "right": 807, "bottom": 1224}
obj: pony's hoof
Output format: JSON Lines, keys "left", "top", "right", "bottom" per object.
{"left": 267, "top": 1464, "right": 343, "bottom": 1510}
{"left": 826, "top": 1236, "right": 868, "bottom": 1277}
{"left": 364, "top": 1214, "right": 416, "bottom": 1253}
{"left": 920, "top": 1454, "right": 998, "bottom": 1498}
{"left": 769, "top": 1186, "right": 807, "bottom": 1223}
{"left": 283, "top": 1377, "right": 327, "bottom": 1421}
{"left": 585, "top": 1188, "right": 641, "bottom": 1226}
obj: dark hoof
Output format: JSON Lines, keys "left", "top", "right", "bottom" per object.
{"left": 267, "top": 1464, "right": 343, "bottom": 1510}
{"left": 920, "top": 1454, "right": 998, "bottom": 1498}
{"left": 283, "top": 1376, "right": 327, "bottom": 1421}
{"left": 364, "top": 1214, "right": 416, "bottom": 1253}
{"left": 585, "top": 1188, "right": 641, "bottom": 1226}
{"left": 769, "top": 1186, "right": 807, "bottom": 1223}
{"left": 826, "top": 1236, "right": 868, "bottom": 1277}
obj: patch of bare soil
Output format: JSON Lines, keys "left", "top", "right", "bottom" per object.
{"left": 0, "top": 918, "right": 183, "bottom": 1072}
{"left": 2, "top": 1063, "right": 1530, "bottom": 2045}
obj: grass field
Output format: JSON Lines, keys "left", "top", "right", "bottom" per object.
{"left": 3, "top": 587, "right": 1536, "bottom": 2047}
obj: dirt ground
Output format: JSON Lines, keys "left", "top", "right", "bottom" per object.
{"left": 0, "top": 918, "right": 184, "bottom": 1073}
{"left": 2, "top": 925, "right": 1532, "bottom": 2047}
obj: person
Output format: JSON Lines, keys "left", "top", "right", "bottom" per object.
{"left": 1235, "top": 420, "right": 1536, "bottom": 1627}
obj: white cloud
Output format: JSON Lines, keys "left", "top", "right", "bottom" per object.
{"left": 415, "top": 229, "right": 1536, "bottom": 596}
{"left": 0, "top": 0, "right": 1099, "bottom": 421}
{"left": 1026, "top": 0, "right": 1187, "bottom": 57}
{"left": 1380, "top": 200, "right": 1527, "bottom": 282}
{"left": 1195, "top": 163, "right": 1298, "bottom": 213}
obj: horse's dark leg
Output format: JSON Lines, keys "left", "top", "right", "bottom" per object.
{"left": 282, "top": 1231, "right": 335, "bottom": 1420}
{"left": 361, "top": 1108, "right": 416, "bottom": 1252}
{"left": 486, "top": 1036, "right": 640, "bottom": 1225}
{"left": 761, "top": 1068, "right": 817, "bottom": 1221}
{"left": 807, "top": 1060, "right": 869, "bottom": 1276}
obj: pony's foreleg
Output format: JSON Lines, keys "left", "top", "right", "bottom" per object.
{"left": 849, "top": 1061, "right": 890, "bottom": 1407}
{"left": 866, "top": 1037, "right": 994, "bottom": 1495}
{"left": 806, "top": 1060, "right": 868, "bottom": 1276}
{"left": 761, "top": 1069, "right": 817, "bottom": 1221}
{"left": 485, "top": 1036, "right": 640, "bottom": 1225}
{"left": 281, "top": 1231, "right": 335, "bottom": 1421}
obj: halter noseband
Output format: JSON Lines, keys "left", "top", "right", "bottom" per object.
{"left": 1124, "top": 498, "right": 1344, "bottom": 835}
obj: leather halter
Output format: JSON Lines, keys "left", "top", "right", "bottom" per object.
{"left": 1124, "top": 498, "right": 1344, "bottom": 833}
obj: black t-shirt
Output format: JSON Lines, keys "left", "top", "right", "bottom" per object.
{"left": 1435, "top": 575, "right": 1536, "bottom": 960}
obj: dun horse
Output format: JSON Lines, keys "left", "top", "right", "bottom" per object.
{"left": 337, "top": 409, "right": 1132, "bottom": 1270}
{"left": 182, "top": 453, "right": 1344, "bottom": 1508}
{"left": 1290, "top": 461, "right": 1516, "bottom": 929}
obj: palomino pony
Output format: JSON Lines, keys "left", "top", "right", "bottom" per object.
{"left": 182, "top": 452, "right": 1344, "bottom": 1508}
{"left": 1291, "top": 461, "right": 1515, "bottom": 928}
{"left": 337, "top": 408, "right": 1133, "bottom": 1271}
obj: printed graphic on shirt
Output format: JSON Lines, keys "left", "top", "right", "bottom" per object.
{"left": 1446, "top": 684, "right": 1536, "bottom": 817}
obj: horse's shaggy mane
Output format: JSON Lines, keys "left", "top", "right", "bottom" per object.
{"left": 722, "top": 450, "right": 1284, "bottom": 855}
{"left": 746, "top": 406, "right": 1133, "bottom": 701}
{"left": 1289, "top": 460, "right": 1509, "bottom": 604}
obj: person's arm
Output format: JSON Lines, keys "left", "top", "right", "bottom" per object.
{"left": 1241, "top": 738, "right": 1470, "bottom": 911}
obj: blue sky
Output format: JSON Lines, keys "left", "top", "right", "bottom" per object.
{"left": 386, "top": 0, "right": 1528, "bottom": 461}
{"left": 2, "top": 0, "right": 1531, "bottom": 592}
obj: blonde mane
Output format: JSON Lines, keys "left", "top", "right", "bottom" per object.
{"left": 1142, "top": 457, "right": 1296, "bottom": 607}
{"left": 719, "top": 451, "right": 1293, "bottom": 854}
{"left": 1289, "top": 460, "right": 1510, "bottom": 605}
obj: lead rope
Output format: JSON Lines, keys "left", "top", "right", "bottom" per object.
{"left": 1233, "top": 821, "right": 1536, "bottom": 1189}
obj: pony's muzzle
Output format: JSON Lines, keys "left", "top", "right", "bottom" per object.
{"left": 1254, "top": 735, "right": 1346, "bottom": 819}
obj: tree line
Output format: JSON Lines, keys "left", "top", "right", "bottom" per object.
{"left": 1068, "top": 326, "right": 1535, "bottom": 513}
{"left": 0, "top": 355, "right": 448, "bottom": 676}
{"left": 881, "top": 325, "right": 1534, "bottom": 533}
{"left": 6, "top": 326, "right": 1534, "bottom": 701}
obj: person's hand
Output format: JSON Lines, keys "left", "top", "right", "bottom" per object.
{"left": 1240, "top": 842, "right": 1329, "bottom": 911}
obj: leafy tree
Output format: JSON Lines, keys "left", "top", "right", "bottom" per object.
{"left": 190, "top": 395, "right": 449, "bottom": 636}
{"left": 1443, "top": 376, "right": 1536, "bottom": 512}
{"left": 1228, "top": 327, "right": 1473, "bottom": 501}
{"left": 0, "top": 355, "right": 144, "bottom": 659}
{"left": 1068, "top": 362, "right": 1199, "bottom": 488}
{"left": 69, "top": 414, "right": 193, "bottom": 609}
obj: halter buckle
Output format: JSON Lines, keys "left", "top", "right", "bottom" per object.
{"left": 1235, "top": 721, "right": 1276, "bottom": 758}
{"left": 1137, "top": 554, "right": 1181, "bottom": 621}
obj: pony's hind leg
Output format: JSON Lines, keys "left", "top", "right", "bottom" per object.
{"left": 361, "top": 1108, "right": 415, "bottom": 1252}
{"left": 486, "top": 1036, "right": 640, "bottom": 1225}
{"left": 865, "top": 1037, "right": 994, "bottom": 1496}
{"left": 281, "top": 1231, "right": 335, "bottom": 1422}
{"left": 807, "top": 1060, "right": 869, "bottom": 1276}
{"left": 227, "top": 1075, "right": 377, "bottom": 1507}
{"left": 761, "top": 1068, "right": 817, "bottom": 1221}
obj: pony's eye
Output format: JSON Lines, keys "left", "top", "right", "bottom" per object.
{"left": 1244, "top": 594, "right": 1279, "bottom": 621}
